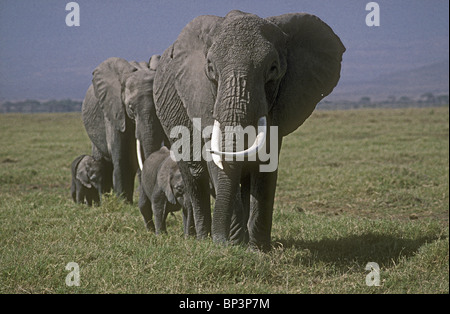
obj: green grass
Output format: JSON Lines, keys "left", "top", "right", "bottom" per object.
{"left": 0, "top": 108, "right": 448, "bottom": 294}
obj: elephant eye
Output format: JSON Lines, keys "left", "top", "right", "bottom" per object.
{"left": 205, "top": 60, "right": 217, "bottom": 82}
{"left": 267, "top": 63, "right": 279, "bottom": 82}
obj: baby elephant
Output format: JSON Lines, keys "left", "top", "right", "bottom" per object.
{"left": 71, "top": 155, "right": 112, "bottom": 206}
{"left": 139, "top": 147, "right": 194, "bottom": 236}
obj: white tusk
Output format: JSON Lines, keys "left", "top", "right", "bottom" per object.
{"left": 136, "top": 139, "right": 144, "bottom": 171}
{"left": 207, "top": 116, "right": 267, "bottom": 168}
{"left": 210, "top": 120, "right": 224, "bottom": 170}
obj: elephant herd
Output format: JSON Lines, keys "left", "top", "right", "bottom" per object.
{"left": 70, "top": 10, "right": 345, "bottom": 251}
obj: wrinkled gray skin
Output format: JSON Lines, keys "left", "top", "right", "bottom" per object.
{"left": 82, "top": 55, "right": 166, "bottom": 203}
{"left": 71, "top": 155, "right": 113, "bottom": 206}
{"left": 139, "top": 147, "right": 194, "bottom": 236}
{"left": 154, "top": 11, "right": 345, "bottom": 250}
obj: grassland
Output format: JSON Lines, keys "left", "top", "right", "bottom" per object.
{"left": 0, "top": 107, "right": 448, "bottom": 294}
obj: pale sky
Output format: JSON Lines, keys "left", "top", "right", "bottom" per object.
{"left": 0, "top": 0, "right": 448, "bottom": 101}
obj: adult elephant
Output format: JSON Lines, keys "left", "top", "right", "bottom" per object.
{"left": 153, "top": 10, "right": 345, "bottom": 250}
{"left": 82, "top": 55, "right": 166, "bottom": 203}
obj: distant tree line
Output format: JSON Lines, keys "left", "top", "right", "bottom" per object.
{"left": 319, "top": 93, "right": 449, "bottom": 110}
{"left": 1, "top": 92, "right": 448, "bottom": 113}
{"left": 0, "top": 99, "right": 82, "bottom": 113}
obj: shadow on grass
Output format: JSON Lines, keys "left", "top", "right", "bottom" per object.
{"left": 275, "top": 233, "right": 444, "bottom": 272}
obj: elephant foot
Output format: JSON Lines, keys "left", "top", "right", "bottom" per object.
{"left": 212, "top": 234, "right": 228, "bottom": 245}
{"left": 248, "top": 240, "right": 272, "bottom": 253}
{"left": 228, "top": 232, "right": 248, "bottom": 247}
{"left": 145, "top": 221, "right": 156, "bottom": 233}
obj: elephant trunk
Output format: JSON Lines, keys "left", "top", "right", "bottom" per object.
{"left": 136, "top": 118, "right": 159, "bottom": 158}
{"left": 208, "top": 73, "right": 268, "bottom": 169}
{"left": 212, "top": 163, "right": 243, "bottom": 243}
{"left": 135, "top": 111, "right": 166, "bottom": 170}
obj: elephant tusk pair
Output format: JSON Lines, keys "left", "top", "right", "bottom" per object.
{"left": 136, "top": 139, "right": 144, "bottom": 171}
{"left": 137, "top": 117, "right": 267, "bottom": 171}
{"left": 208, "top": 116, "right": 267, "bottom": 170}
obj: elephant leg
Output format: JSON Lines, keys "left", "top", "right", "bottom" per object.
{"left": 107, "top": 126, "right": 126, "bottom": 198}
{"left": 112, "top": 158, "right": 136, "bottom": 203}
{"left": 212, "top": 164, "right": 243, "bottom": 244}
{"left": 248, "top": 168, "right": 278, "bottom": 251}
{"left": 151, "top": 192, "right": 168, "bottom": 235}
{"left": 91, "top": 189, "right": 100, "bottom": 206}
{"left": 229, "top": 172, "right": 251, "bottom": 244}
{"left": 228, "top": 187, "right": 246, "bottom": 245}
{"left": 71, "top": 180, "right": 77, "bottom": 203}
{"left": 76, "top": 184, "right": 85, "bottom": 204}
{"left": 85, "top": 194, "right": 93, "bottom": 207}
{"left": 178, "top": 161, "right": 211, "bottom": 239}
{"left": 247, "top": 134, "right": 282, "bottom": 251}
{"left": 161, "top": 209, "right": 170, "bottom": 234}
{"left": 108, "top": 125, "right": 137, "bottom": 203}
{"left": 85, "top": 188, "right": 98, "bottom": 206}
{"left": 102, "top": 159, "right": 114, "bottom": 194}
{"left": 97, "top": 188, "right": 103, "bottom": 205}
{"left": 138, "top": 185, "right": 155, "bottom": 232}
{"left": 182, "top": 199, "right": 196, "bottom": 237}
{"left": 122, "top": 166, "right": 136, "bottom": 203}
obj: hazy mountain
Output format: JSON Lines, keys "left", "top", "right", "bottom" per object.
{"left": 330, "top": 60, "right": 449, "bottom": 101}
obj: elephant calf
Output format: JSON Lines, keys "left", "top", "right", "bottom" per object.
{"left": 139, "top": 147, "right": 194, "bottom": 236}
{"left": 71, "top": 155, "right": 112, "bottom": 206}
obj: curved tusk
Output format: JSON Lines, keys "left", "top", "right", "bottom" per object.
{"left": 210, "top": 120, "right": 224, "bottom": 170}
{"left": 136, "top": 139, "right": 144, "bottom": 171}
{"left": 208, "top": 116, "right": 267, "bottom": 169}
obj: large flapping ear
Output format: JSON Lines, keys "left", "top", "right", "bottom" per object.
{"left": 172, "top": 15, "right": 223, "bottom": 122}
{"left": 157, "top": 157, "right": 177, "bottom": 205}
{"left": 76, "top": 156, "right": 92, "bottom": 188}
{"left": 92, "top": 57, "right": 137, "bottom": 132}
{"left": 266, "top": 13, "right": 346, "bottom": 136}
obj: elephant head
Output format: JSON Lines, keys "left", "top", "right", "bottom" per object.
{"left": 156, "top": 10, "right": 345, "bottom": 167}
{"left": 157, "top": 154, "right": 186, "bottom": 206}
{"left": 75, "top": 155, "right": 106, "bottom": 200}
{"left": 92, "top": 55, "right": 164, "bottom": 162}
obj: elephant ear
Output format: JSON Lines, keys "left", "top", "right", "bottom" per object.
{"left": 92, "top": 57, "right": 137, "bottom": 132}
{"left": 157, "top": 157, "right": 177, "bottom": 205}
{"left": 76, "top": 156, "right": 92, "bottom": 188}
{"left": 267, "top": 13, "right": 346, "bottom": 136}
{"left": 172, "top": 15, "right": 223, "bottom": 123}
